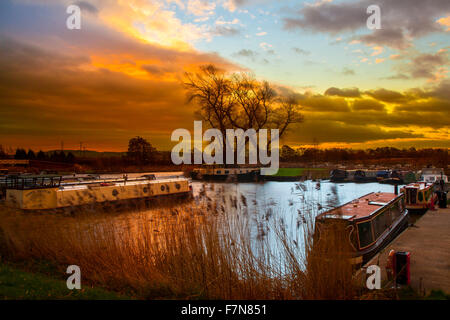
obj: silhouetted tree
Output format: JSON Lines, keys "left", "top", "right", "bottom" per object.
{"left": 36, "top": 150, "right": 47, "bottom": 161}
{"left": 14, "top": 148, "right": 27, "bottom": 159}
{"left": 50, "top": 151, "right": 66, "bottom": 162}
{"left": 27, "top": 149, "right": 36, "bottom": 160}
{"left": 281, "top": 145, "right": 298, "bottom": 161}
{"left": 66, "top": 152, "right": 76, "bottom": 163}
{"left": 128, "top": 136, "right": 157, "bottom": 165}
{"left": 0, "top": 145, "right": 6, "bottom": 159}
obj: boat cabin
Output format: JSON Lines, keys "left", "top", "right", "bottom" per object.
{"left": 400, "top": 182, "right": 437, "bottom": 213}
{"left": 315, "top": 192, "right": 408, "bottom": 264}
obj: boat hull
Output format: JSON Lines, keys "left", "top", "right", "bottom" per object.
{"left": 6, "top": 178, "right": 192, "bottom": 210}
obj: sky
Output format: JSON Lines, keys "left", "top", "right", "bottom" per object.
{"left": 0, "top": 0, "right": 449, "bottom": 151}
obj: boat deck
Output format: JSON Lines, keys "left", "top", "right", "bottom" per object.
{"left": 319, "top": 192, "right": 399, "bottom": 221}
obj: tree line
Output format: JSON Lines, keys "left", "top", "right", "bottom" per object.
{"left": 7, "top": 148, "right": 76, "bottom": 163}
{"left": 280, "top": 145, "right": 448, "bottom": 164}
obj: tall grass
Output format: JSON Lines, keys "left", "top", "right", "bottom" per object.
{"left": 0, "top": 190, "right": 356, "bottom": 299}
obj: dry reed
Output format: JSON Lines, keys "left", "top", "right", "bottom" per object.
{"left": 0, "top": 191, "right": 356, "bottom": 299}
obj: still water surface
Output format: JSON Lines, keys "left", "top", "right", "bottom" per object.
{"left": 189, "top": 180, "right": 402, "bottom": 252}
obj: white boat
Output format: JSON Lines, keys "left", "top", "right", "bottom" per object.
{"left": 5, "top": 174, "right": 192, "bottom": 210}
{"left": 418, "top": 168, "right": 448, "bottom": 184}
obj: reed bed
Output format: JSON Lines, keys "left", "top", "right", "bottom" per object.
{"left": 0, "top": 186, "right": 356, "bottom": 299}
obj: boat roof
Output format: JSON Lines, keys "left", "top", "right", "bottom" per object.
{"left": 318, "top": 192, "right": 400, "bottom": 222}
{"left": 404, "top": 182, "right": 434, "bottom": 190}
{"left": 59, "top": 177, "right": 188, "bottom": 191}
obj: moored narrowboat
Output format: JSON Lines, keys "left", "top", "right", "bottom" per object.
{"left": 315, "top": 192, "right": 408, "bottom": 265}
{"left": 400, "top": 182, "right": 437, "bottom": 214}
{"left": 330, "top": 169, "right": 347, "bottom": 182}
{"left": 5, "top": 175, "right": 192, "bottom": 210}
{"left": 191, "top": 167, "right": 260, "bottom": 182}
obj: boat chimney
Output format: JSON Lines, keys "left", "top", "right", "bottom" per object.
{"left": 394, "top": 184, "right": 398, "bottom": 195}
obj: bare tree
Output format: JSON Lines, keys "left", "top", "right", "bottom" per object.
{"left": 227, "top": 73, "right": 276, "bottom": 131}
{"left": 270, "top": 94, "right": 304, "bottom": 138}
{"left": 184, "top": 65, "right": 234, "bottom": 137}
{"left": 184, "top": 64, "right": 304, "bottom": 162}
{"left": 185, "top": 65, "right": 303, "bottom": 135}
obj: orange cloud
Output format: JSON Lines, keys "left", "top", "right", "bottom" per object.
{"left": 437, "top": 16, "right": 450, "bottom": 31}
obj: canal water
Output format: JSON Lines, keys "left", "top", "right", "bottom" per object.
{"left": 188, "top": 180, "right": 403, "bottom": 260}
{"left": 83, "top": 178, "right": 404, "bottom": 273}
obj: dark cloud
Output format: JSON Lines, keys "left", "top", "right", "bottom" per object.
{"left": 352, "top": 99, "right": 385, "bottom": 111}
{"left": 290, "top": 120, "right": 423, "bottom": 144}
{"left": 213, "top": 26, "right": 240, "bottom": 36}
{"left": 75, "top": 1, "right": 98, "bottom": 15}
{"left": 300, "top": 95, "right": 351, "bottom": 113}
{"left": 0, "top": 37, "right": 230, "bottom": 150}
{"left": 365, "top": 88, "right": 405, "bottom": 103}
{"left": 233, "top": 49, "right": 258, "bottom": 59}
{"left": 408, "top": 51, "right": 449, "bottom": 79}
{"left": 292, "top": 47, "right": 310, "bottom": 55}
{"left": 284, "top": 2, "right": 364, "bottom": 33}
{"left": 383, "top": 74, "right": 410, "bottom": 80}
{"left": 428, "top": 80, "right": 450, "bottom": 100}
{"left": 383, "top": 50, "right": 449, "bottom": 82}
{"left": 283, "top": 0, "right": 450, "bottom": 49}
{"left": 324, "top": 87, "right": 361, "bottom": 98}
{"left": 342, "top": 67, "right": 355, "bottom": 76}
{"left": 141, "top": 64, "right": 175, "bottom": 75}
{"left": 358, "top": 28, "right": 410, "bottom": 50}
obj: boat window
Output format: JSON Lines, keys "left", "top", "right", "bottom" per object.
{"left": 217, "top": 170, "right": 221, "bottom": 174}
{"left": 390, "top": 201, "right": 401, "bottom": 219}
{"left": 175, "top": 183, "right": 181, "bottom": 190}
{"left": 372, "top": 210, "right": 390, "bottom": 240}
{"left": 161, "top": 185, "right": 165, "bottom": 191}
{"left": 357, "top": 221, "right": 374, "bottom": 248}
{"left": 407, "top": 189, "right": 417, "bottom": 204}
{"left": 225, "top": 170, "right": 229, "bottom": 174}
{"left": 418, "top": 192, "right": 423, "bottom": 202}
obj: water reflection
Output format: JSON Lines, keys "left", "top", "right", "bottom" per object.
{"left": 189, "top": 180, "right": 402, "bottom": 253}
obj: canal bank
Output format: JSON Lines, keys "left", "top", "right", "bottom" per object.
{"left": 364, "top": 207, "right": 450, "bottom": 295}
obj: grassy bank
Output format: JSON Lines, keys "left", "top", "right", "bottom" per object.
{"left": 0, "top": 263, "right": 128, "bottom": 299}
{"left": 271, "top": 168, "right": 328, "bottom": 179}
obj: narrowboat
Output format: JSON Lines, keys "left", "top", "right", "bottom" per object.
{"left": 315, "top": 191, "right": 408, "bottom": 265}
{"left": 190, "top": 167, "right": 260, "bottom": 182}
{"left": 5, "top": 175, "right": 192, "bottom": 210}
{"left": 418, "top": 170, "right": 448, "bottom": 184}
{"left": 376, "top": 170, "right": 390, "bottom": 181}
{"left": 363, "top": 170, "right": 378, "bottom": 182}
{"left": 330, "top": 169, "right": 347, "bottom": 182}
{"left": 400, "top": 182, "right": 438, "bottom": 214}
